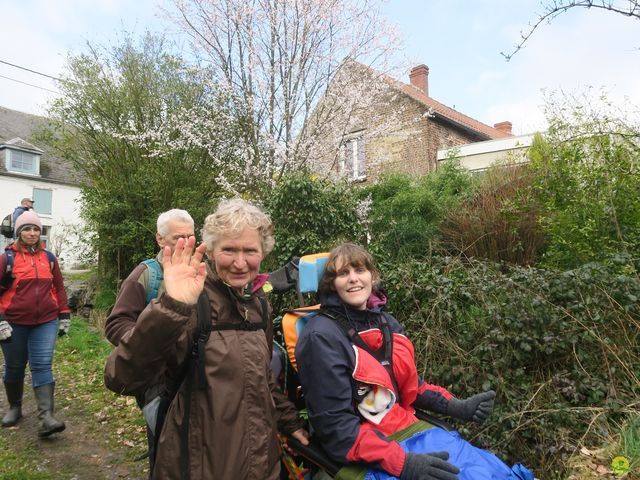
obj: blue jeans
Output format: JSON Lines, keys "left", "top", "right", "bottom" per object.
{"left": 1, "top": 319, "right": 58, "bottom": 387}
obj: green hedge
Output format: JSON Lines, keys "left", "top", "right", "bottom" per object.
{"left": 381, "top": 253, "right": 640, "bottom": 478}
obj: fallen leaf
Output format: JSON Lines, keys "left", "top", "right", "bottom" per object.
{"left": 581, "top": 447, "right": 594, "bottom": 456}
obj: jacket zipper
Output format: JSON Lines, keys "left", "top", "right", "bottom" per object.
{"left": 33, "top": 251, "right": 41, "bottom": 320}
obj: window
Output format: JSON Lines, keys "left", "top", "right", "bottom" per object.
{"left": 6, "top": 148, "right": 40, "bottom": 175}
{"left": 340, "top": 134, "right": 366, "bottom": 181}
{"left": 33, "top": 188, "right": 53, "bottom": 215}
{"left": 40, "top": 225, "right": 50, "bottom": 248}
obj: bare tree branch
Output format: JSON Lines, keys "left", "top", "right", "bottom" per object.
{"left": 502, "top": 0, "right": 640, "bottom": 61}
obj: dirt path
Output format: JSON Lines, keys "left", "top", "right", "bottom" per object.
{"left": 1, "top": 373, "right": 148, "bottom": 480}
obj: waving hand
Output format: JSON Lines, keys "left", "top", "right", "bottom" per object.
{"left": 162, "top": 236, "right": 207, "bottom": 305}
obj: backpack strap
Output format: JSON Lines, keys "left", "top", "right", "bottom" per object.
{"left": 3, "top": 249, "right": 14, "bottom": 275}
{"left": 322, "top": 309, "right": 400, "bottom": 397}
{"left": 195, "top": 293, "right": 212, "bottom": 391}
{"left": 1, "top": 248, "right": 57, "bottom": 295}
{"left": 141, "top": 259, "right": 164, "bottom": 304}
{"left": 43, "top": 249, "right": 56, "bottom": 272}
{"left": 178, "top": 291, "right": 211, "bottom": 480}
{"left": 0, "top": 249, "right": 14, "bottom": 294}
{"left": 175, "top": 292, "right": 267, "bottom": 480}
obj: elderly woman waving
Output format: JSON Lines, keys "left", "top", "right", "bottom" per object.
{"left": 105, "top": 199, "right": 308, "bottom": 480}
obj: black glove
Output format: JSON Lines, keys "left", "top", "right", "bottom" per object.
{"left": 267, "top": 257, "right": 300, "bottom": 293}
{"left": 447, "top": 390, "right": 495, "bottom": 423}
{"left": 400, "top": 452, "right": 460, "bottom": 480}
{"left": 58, "top": 312, "right": 71, "bottom": 337}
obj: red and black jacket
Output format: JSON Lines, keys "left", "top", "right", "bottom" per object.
{"left": 0, "top": 243, "right": 70, "bottom": 325}
{"left": 295, "top": 290, "right": 454, "bottom": 477}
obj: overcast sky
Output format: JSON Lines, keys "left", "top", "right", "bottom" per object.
{"left": 1, "top": 0, "right": 638, "bottom": 135}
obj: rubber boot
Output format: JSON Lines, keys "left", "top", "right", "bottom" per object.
{"left": 33, "top": 382, "right": 65, "bottom": 437}
{"left": 2, "top": 381, "right": 24, "bottom": 427}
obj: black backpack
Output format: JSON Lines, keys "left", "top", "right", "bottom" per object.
{"left": 1, "top": 214, "right": 13, "bottom": 238}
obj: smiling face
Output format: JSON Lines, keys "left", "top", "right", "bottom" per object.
{"left": 211, "top": 228, "right": 264, "bottom": 293}
{"left": 333, "top": 258, "right": 373, "bottom": 311}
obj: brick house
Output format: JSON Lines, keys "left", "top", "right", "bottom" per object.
{"left": 304, "top": 60, "right": 513, "bottom": 183}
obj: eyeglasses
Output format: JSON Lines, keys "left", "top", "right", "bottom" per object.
{"left": 169, "top": 234, "right": 194, "bottom": 242}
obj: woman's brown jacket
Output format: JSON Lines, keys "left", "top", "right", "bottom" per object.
{"left": 104, "top": 263, "right": 303, "bottom": 479}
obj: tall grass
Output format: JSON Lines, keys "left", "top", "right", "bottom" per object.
{"left": 618, "top": 416, "right": 640, "bottom": 473}
{"left": 439, "top": 163, "right": 544, "bottom": 265}
{"left": 0, "top": 317, "right": 147, "bottom": 480}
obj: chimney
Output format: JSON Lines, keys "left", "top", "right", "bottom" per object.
{"left": 494, "top": 121, "right": 513, "bottom": 135}
{"left": 409, "top": 64, "right": 429, "bottom": 96}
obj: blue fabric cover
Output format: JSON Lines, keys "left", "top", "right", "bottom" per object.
{"left": 298, "top": 256, "right": 329, "bottom": 293}
{"left": 363, "top": 428, "right": 534, "bottom": 480}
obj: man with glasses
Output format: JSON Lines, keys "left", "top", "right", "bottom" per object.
{"left": 104, "top": 209, "right": 194, "bottom": 469}
{"left": 105, "top": 208, "right": 195, "bottom": 345}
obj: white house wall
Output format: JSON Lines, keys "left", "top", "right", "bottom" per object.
{"left": 0, "top": 175, "right": 83, "bottom": 269}
{"left": 437, "top": 133, "right": 535, "bottom": 172}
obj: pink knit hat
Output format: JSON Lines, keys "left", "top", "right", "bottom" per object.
{"left": 15, "top": 210, "right": 42, "bottom": 235}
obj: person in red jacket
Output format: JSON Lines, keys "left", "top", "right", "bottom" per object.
{"left": 0, "top": 211, "right": 71, "bottom": 437}
{"left": 295, "top": 243, "right": 520, "bottom": 480}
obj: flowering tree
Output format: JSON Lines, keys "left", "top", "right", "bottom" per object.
{"left": 44, "top": 32, "right": 247, "bottom": 279}
{"left": 299, "top": 59, "right": 431, "bottom": 180}
{"left": 167, "top": 0, "right": 401, "bottom": 176}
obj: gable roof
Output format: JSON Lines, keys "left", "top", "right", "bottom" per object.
{"left": 349, "top": 60, "right": 511, "bottom": 140}
{"left": 3, "top": 137, "right": 45, "bottom": 154}
{"left": 0, "top": 106, "right": 78, "bottom": 185}
{"left": 395, "top": 81, "right": 512, "bottom": 140}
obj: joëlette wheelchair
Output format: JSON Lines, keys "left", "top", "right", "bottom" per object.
{"left": 268, "top": 253, "right": 454, "bottom": 480}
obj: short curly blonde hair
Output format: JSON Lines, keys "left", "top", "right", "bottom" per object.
{"left": 201, "top": 198, "right": 275, "bottom": 254}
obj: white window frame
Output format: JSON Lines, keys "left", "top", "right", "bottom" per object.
{"left": 40, "top": 225, "right": 51, "bottom": 248}
{"left": 33, "top": 188, "right": 53, "bottom": 215}
{"left": 340, "top": 132, "right": 366, "bottom": 181}
{"left": 5, "top": 148, "right": 41, "bottom": 176}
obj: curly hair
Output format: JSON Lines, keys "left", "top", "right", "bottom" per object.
{"left": 319, "top": 243, "right": 380, "bottom": 294}
{"left": 201, "top": 198, "right": 275, "bottom": 254}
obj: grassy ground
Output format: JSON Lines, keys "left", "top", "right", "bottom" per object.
{"left": 564, "top": 423, "right": 640, "bottom": 479}
{"left": 0, "top": 316, "right": 148, "bottom": 480}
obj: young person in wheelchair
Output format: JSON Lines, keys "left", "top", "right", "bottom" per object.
{"left": 295, "top": 243, "right": 532, "bottom": 480}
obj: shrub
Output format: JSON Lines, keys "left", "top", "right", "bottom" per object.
{"left": 440, "top": 163, "right": 544, "bottom": 265}
{"left": 264, "top": 171, "right": 364, "bottom": 266}
{"left": 381, "top": 253, "right": 640, "bottom": 479}
{"left": 361, "top": 161, "right": 473, "bottom": 262}
{"left": 528, "top": 92, "right": 640, "bottom": 270}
